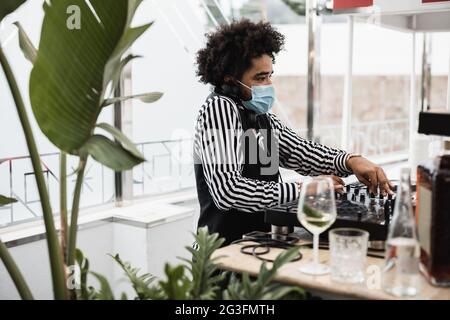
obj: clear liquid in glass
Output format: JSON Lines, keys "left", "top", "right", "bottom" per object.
{"left": 383, "top": 237, "right": 421, "bottom": 297}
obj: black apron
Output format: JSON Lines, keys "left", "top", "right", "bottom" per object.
{"left": 194, "top": 92, "right": 280, "bottom": 247}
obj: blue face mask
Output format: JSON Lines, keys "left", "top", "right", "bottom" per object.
{"left": 237, "top": 80, "right": 275, "bottom": 114}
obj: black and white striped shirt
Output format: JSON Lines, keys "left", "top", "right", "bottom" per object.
{"left": 194, "top": 94, "right": 352, "bottom": 214}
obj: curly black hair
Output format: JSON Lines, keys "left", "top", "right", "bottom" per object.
{"left": 196, "top": 19, "right": 285, "bottom": 88}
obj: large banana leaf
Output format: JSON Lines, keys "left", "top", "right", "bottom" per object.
{"left": 0, "top": 0, "right": 26, "bottom": 22}
{"left": 0, "top": 195, "right": 17, "bottom": 206}
{"left": 29, "top": 0, "right": 150, "bottom": 170}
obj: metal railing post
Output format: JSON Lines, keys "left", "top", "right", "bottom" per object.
{"left": 341, "top": 16, "right": 354, "bottom": 150}
{"left": 306, "top": 0, "right": 322, "bottom": 142}
{"left": 113, "top": 58, "right": 134, "bottom": 206}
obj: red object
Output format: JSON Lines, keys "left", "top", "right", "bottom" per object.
{"left": 333, "top": 0, "right": 373, "bottom": 9}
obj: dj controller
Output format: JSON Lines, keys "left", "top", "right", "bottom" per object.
{"left": 264, "top": 181, "right": 416, "bottom": 243}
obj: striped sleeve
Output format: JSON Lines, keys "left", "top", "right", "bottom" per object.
{"left": 194, "top": 96, "right": 299, "bottom": 213}
{"left": 268, "top": 113, "right": 353, "bottom": 177}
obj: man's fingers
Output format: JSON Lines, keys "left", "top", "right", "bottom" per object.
{"left": 333, "top": 176, "right": 345, "bottom": 186}
{"left": 334, "top": 184, "right": 345, "bottom": 194}
{"left": 357, "top": 175, "right": 371, "bottom": 189}
{"left": 377, "top": 168, "right": 394, "bottom": 196}
{"left": 320, "top": 175, "right": 344, "bottom": 186}
{"left": 388, "top": 180, "right": 395, "bottom": 189}
{"left": 379, "top": 180, "right": 391, "bottom": 196}
{"left": 365, "top": 170, "right": 379, "bottom": 195}
{"left": 329, "top": 176, "right": 345, "bottom": 194}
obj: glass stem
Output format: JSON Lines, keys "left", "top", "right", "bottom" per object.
{"left": 313, "top": 233, "right": 319, "bottom": 266}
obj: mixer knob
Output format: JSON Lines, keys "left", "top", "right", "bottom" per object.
{"left": 355, "top": 188, "right": 360, "bottom": 196}
{"left": 346, "top": 185, "right": 351, "bottom": 193}
{"left": 369, "top": 193, "right": 376, "bottom": 206}
{"left": 360, "top": 194, "right": 365, "bottom": 203}
{"left": 384, "top": 201, "right": 391, "bottom": 224}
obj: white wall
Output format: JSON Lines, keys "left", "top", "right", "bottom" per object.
{"left": 112, "top": 216, "right": 195, "bottom": 298}
{"left": 0, "top": 222, "right": 114, "bottom": 300}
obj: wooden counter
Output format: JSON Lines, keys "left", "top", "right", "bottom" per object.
{"left": 212, "top": 242, "right": 450, "bottom": 300}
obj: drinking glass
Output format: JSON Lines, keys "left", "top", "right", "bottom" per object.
{"left": 329, "top": 228, "right": 369, "bottom": 283}
{"left": 297, "top": 177, "right": 337, "bottom": 275}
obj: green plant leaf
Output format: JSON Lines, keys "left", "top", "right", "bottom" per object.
{"left": 0, "top": 195, "right": 17, "bottom": 206}
{"left": 126, "top": 0, "right": 145, "bottom": 26}
{"left": 223, "top": 246, "right": 304, "bottom": 300}
{"left": 97, "top": 123, "right": 144, "bottom": 160}
{"left": 185, "top": 227, "right": 225, "bottom": 300}
{"left": 108, "top": 54, "right": 141, "bottom": 96}
{"left": 80, "top": 135, "right": 144, "bottom": 171}
{"left": 90, "top": 271, "right": 115, "bottom": 300}
{"left": 29, "top": 0, "right": 147, "bottom": 154}
{"left": 262, "top": 284, "right": 306, "bottom": 300}
{"left": 110, "top": 254, "right": 157, "bottom": 300}
{"left": 281, "top": 0, "right": 306, "bottom": 16}
{"left": 0, "top": 0, "right": 26, "bottom": 22}
{"left": 103, "top": 22, "right": 153, "bottom": 91}
{"left": 75, "top": 249, "right": 92, "bottom": 300}
{"left": 13, "top": 22, "right": 37, "bottom": 64}
{"left": 158, "top": 264, "right": 190, "bottom": 300}
{"left": 102, "top": 92, "right": 163, "bottom": 107}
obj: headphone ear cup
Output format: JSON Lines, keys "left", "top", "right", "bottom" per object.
{"left": 222, "top": 83, "right": 240, "bottom": 97}
{"left": 231, "top": 84, "right": 240, "bottom": 96}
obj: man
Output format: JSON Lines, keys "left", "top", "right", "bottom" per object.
{"left": 193, "top": 20, "right": 393, "bottom": 247}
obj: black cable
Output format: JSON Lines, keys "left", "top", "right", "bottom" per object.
{"left": 231, "top": 236, "right": 303, "bottom": 263}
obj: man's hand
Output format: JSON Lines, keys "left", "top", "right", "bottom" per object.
{"left": 346, "top": 156, "right": 394, "bottom": 196}
{"left": 318, "top": 175, "right": 345, "bottom": 194}
{"left": 296, "top": 175, "right": 345, "bottom": 194}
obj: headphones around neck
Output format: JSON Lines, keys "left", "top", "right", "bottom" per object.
{"left": 220, "top": 82, "right": 241, "bottom": 98}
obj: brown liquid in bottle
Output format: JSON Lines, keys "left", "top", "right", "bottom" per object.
{"left": 416, "top": 155, "right": 450, "bottom": 287}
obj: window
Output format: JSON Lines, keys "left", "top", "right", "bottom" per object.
{"left": 350, "top": 23, "right": 415, "bottom": 158}
{"left": 430, "top": 32, "right": 450, "bottom": 112}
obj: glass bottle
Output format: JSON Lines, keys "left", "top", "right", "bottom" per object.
{"left": 417, "top": 153, "right": 450, "bottom": 286}
{"left": 382, "top": 168, "right": 421, "bottom": 297}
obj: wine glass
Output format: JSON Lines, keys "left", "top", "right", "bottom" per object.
{"left": 297, "top": 177, "right": 337, "bottom": 275}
